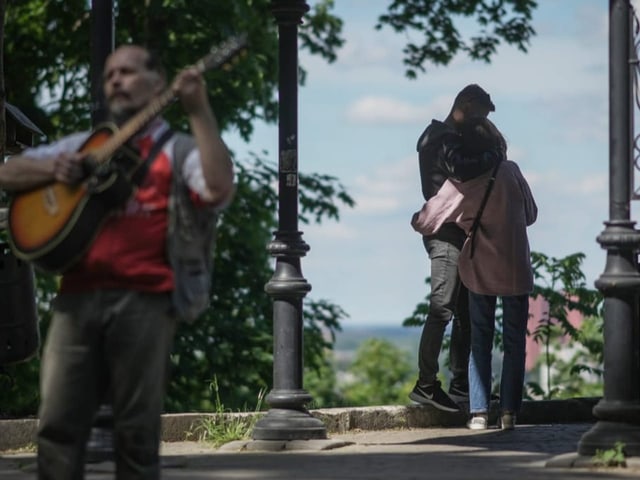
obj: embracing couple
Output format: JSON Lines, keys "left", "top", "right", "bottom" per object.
{"left": 409, "top": 84, "right": 538, "bottom": 431}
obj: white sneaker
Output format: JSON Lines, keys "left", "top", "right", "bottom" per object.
{"left": 467, "top": 414, "right": 488, "bottom": 430}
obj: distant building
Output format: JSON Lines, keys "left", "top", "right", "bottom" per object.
{"left": 526, "top": 295, "right": 585, "bottom": 372}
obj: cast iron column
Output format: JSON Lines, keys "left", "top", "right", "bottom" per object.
{"left": 251, "top": 0, "right": 327, "bottom": 440}
{"left": 85, "top": 0, "right": 115, "bottom": 463}
{"left": 90, "top": 0, "right": 113, "bottom": 125}
{"left": 578, "top": 0, "right": 640, "bottom": 457}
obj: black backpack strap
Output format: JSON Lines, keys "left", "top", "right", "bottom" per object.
{"left": 131, "top": 128, "right": 174, "bottom": 186}
{"left": 468, "top": 161, "right": 502, "bottom": 259}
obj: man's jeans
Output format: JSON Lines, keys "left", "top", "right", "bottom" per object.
{"left": 417, "top": 233, "right": 470, "bottom": 389}
{"left": 468, "top": 292, "right": 528, "bottom": 414}
{"left": 37, "top": 290, "right": 177, "bottom": 480}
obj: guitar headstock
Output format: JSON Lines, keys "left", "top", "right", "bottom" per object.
{"left": 196, "top": 34, "right": 249, "bottom": 74}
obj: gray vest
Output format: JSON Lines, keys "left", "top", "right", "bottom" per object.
{"left": 167, "top": 133, "right": 218, "bottom": 322}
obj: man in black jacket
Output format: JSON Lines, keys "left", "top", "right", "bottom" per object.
{"left": 410, "top": 84, "right": 497, "bottom": 412}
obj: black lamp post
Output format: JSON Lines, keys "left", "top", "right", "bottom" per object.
{"left": 578, "top": 0, "right": 640, "bottom": 457}
{"left": 85, "top": 0, "right": 115, "bottom": 463}
{"left": 90, "top": 0, "right": 113, "bottom": 125}
{"left": 251, "top": 0, "right": 327, "bottom": 441}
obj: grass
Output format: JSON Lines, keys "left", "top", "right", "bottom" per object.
{"left": 592, "top": 441, "right": 626, "bottom": 468}
{"left": 188, "top": 377, "right": 265, "bottom": 447}
{"left": 1, "top": 443, "right": 36, "bottom": 454}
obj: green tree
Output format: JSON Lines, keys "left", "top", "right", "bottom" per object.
{"left": 304, "top": 356, "right": 346, "bottom": 409}
{"left": 533, "top": 315, "right": 603, "bottom": 399}
{"left": 3, "top": 0, "right": 344, "bottom": 138}
{"left": 341, "top": 338, "right": 414, "bottom": 406}
{"left": 376, "top": 0, "right": 538, "bottom": 78}
{"left": 528, "top": 252, "right": 602, "bottom": 399}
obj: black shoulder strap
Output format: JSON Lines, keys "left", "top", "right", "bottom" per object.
{"left": 131, "top": 128, "right": 174, "bottom": 186}
{"left": 468, "top": 161, "right": 502, "bottom": 259}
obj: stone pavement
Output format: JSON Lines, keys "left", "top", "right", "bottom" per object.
{"left": 2, "top": 400, "right": 640, "bottom": 479}
{"left": 2, "top": 422, "right": 640, "bottom": 479}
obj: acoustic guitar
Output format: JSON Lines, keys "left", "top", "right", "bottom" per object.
{"left": 7, "top": 35, "right": 247, "bottom": 273}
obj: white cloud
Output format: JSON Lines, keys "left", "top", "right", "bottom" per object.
{"left": 520, "top": 169, "right": 543, "bottom": 187}
{"left": 345, "top": 94, "right": 454, "bottom": 126}
{"left": 348, "top": 156, "right": 418, "bottom": 214}
{"left": 304, "top": 221, "right": 358, "bottom": 241}
{"left": 575, "top": 4, "right": 608, "bottom": 46}
{"left": 506, "top": 144, "right": 526, "bottom": 162}
{"left": 527, "top": 93, "right": 608, "bottom": 144}
{"left": 351, "top": 194, "right": 402, "bottom": 214}
{"left": 337, "top": 37, "right": 393, "bottom": 67}
{"left": 566, "top": 173, "right": 608, "bottom": 195}
{"left": 346, "top": 96, "right": 425, "bottom": 124}
{"left": 522, "top": 169, "right": 606, "bottom": 199}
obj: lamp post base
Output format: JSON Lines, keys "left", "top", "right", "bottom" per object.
{"left": 578, "top": 419, "right": 640, "bottom": 456}
{"left": 252, "top": 408, "right": 327, "bottom": 441}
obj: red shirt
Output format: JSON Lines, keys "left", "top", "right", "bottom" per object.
{"left": 60, "top": 138, "right": 175, "bottom": 293}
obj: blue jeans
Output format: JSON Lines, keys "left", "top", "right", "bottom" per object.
{"left": 417, "top": 229, "right": 470, "bottom": 389}
{"left": 468, "top": 292, "right": 528, "bottom": 414}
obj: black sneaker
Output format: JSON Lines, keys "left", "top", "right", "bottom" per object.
{"left": 409, "top": 382, "right": 460, "bottom": 412}
{"left": 448, "top": 386, "right": 500, "bottom": 402}
{"left": 448, "top": 384, "right": 469, "bottom": 401}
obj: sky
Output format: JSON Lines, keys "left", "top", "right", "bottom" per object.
{"left": 225, "top": 0, "right": 629, "bottom": 328}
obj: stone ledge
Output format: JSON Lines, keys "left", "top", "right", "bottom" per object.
{"left": 0, "top": 418, "right": 38, "bottom": 451}
{"left": 546, "top": 452, "right": 640, "bottom": 469}
{"left": 0, "top": 397, "right": 599, "bottom": 451}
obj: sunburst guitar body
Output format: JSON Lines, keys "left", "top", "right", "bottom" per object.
{"left": 8, "top": 125, "right": 136, "bottom": 272}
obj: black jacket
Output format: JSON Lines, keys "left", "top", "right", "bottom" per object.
{"left": 417, "top": 119, "right": 501, "bottom": 201}
{"left": 416, "top": 120, "right": 458, "bottom": 202}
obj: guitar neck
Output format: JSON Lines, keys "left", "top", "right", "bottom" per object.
{"left": 89, "top": 34, "right": 247, "bottom": 163}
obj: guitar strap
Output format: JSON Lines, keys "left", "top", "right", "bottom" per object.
{"left": 130, "top": 128, "right": 175, "bottom": 186}
{"left": 468, "top": 160, "right": 502, "bottom": 259}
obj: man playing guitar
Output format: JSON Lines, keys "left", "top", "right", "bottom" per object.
{"left": 0, "top": 44, "right": 234, "bottom": 479}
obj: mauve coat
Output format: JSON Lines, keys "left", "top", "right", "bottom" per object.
{"left": 411, "top": 160, "right": 538, "bottom": 296}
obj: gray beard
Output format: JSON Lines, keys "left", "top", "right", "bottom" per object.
{"left": 108, "top": 105, "right": 136, "bottom": 127}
